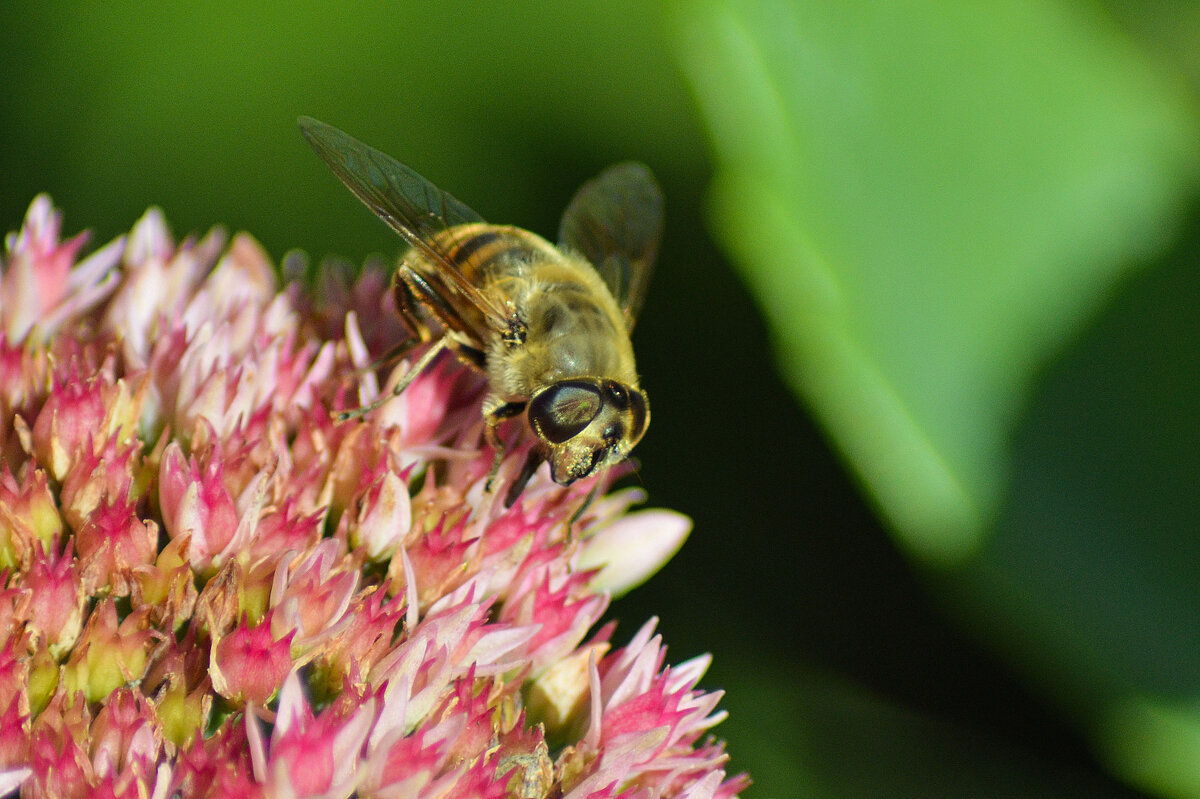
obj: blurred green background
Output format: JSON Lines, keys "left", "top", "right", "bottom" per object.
{"left": 4, "top": 1, "right": 1200, "bottom": 796}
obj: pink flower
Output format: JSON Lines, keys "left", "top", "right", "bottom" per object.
{"left": 158, "top": 440, "right": 240, "bottom": 570}
{"left": 130, "top": 534, "right": 198, "bottom": 632}
{"left": 345, "top": 458, "right": 413, "bottom": 560}
{"left": 168, "top": 722, "right": 262, "bottom": 799}
{"left": 88, "top": 689, "right": 162, "bottom": 785}
{"left": 25, "top": 693, "right": 94, "bottom": 799}
{"left": 141, "top": 627, "right": 211, "bottom": 748}
{"left": 0, "top": 638, "right": 30, "bottom": 771}
{"left": 210, "top": 613, "right": 295, "bottom": 706}
{"left": 576, "top": 503, "right": 692, "bottom": 597}
{"left": 59, "top": 599, "right": 154, "bottom": 703}
{"left": 20, "top": 541, "right": 83, "bottom": 655}
{"left": 0, "top": 196, "right": 122, "bottom": 345}
{"left": 249, "top": 671, "right": 374, "bottom": 797}
{"left": 560, "top": 620, "right": 749, "bottom": 799}
{"left": 74, "top": 499, "right": 157, "bottom": 596}
{"left": 0, "top": 195, "right": 745, "bottom": 796}
{"left": 316, "top": 583, "right": 405, "bottom": 687}
{"left": 498, "top": 549, "right": 609, "bottom": 672}
{"left": 269, "top": 539, "right": 359, "bottom": 658}
{"left": 0, "top": 466, "right": 62, "bottom": 573}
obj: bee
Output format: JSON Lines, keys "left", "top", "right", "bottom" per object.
{"left": 299, "top": 117, "right": 662, "bottom": 505}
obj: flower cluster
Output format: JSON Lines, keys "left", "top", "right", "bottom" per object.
{"left": 0, "top": 197, "right": 746, "bottom": 798}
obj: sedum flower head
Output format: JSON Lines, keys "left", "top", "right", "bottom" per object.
{"left": 0, "top": 196, "right": 747, "bottom": 797}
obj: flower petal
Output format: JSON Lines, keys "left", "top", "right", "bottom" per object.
{"left": 577, "top": 509, "right": 691, "bottom": 596}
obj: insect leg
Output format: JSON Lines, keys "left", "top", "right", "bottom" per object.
{"left": 565, "top": 478, "right": 601, "bottom": 546}
{"left": 369, "top": 337, "right": 421, "bottom": 373}
{"left": 335, "top": 336, "right": 449, "bottom": 422}
{"left": 400, "top": 265, "right": 476, "bottom": 342}
{"left": 385, "top": 269, "right": 489, "bottom": 373}
{"left": 504, "top": 449, "right": 545, "bottom": 508}
{"left": 483, "top": 401, "right": 527, "bottom": 493}
{"left": 392, "top": 267, "right": 439, "bottom": 343}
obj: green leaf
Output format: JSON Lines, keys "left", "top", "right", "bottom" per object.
{"left": 673, "top": 0, "right": 1200, "bottom": 563}
{"left": 674, "top": 1, "right": 1200, "bottom": 794}
{"left": 963, "top": 226, "right": 1200, "bottom": 798}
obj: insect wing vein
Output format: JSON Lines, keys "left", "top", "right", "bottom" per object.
{"left": 558, "top": 161, "right": 663, "bottom": 330}
{"left": 299, "top": 116, "right": 512, "bottom": 331}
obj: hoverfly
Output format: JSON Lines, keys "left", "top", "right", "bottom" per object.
{"left": 299, "top": 117, "right": 662, "bottom": 505}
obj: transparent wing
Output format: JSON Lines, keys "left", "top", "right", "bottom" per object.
{"left": 299, "top": 116, "right": 512, "bottom": 329}
{"left": 557, "top": 162, "right": 663, "bottom": 330}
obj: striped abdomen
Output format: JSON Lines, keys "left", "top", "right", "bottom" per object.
{"left": 426, "top": 223, "right": 558, "bottom": 290}
{"left": 397, "top": 223, "right": 557, "bottom": 350}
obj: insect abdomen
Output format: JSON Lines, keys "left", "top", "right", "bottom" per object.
{"left": 398, "top": 224, "right": 556, "bottom": 348}
{"left": 429, "top": 223, "right": 557, "bottom": 287}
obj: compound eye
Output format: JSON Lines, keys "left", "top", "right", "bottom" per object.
{"left": 529, "top": 381, "right": 603, "bottom": 444}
